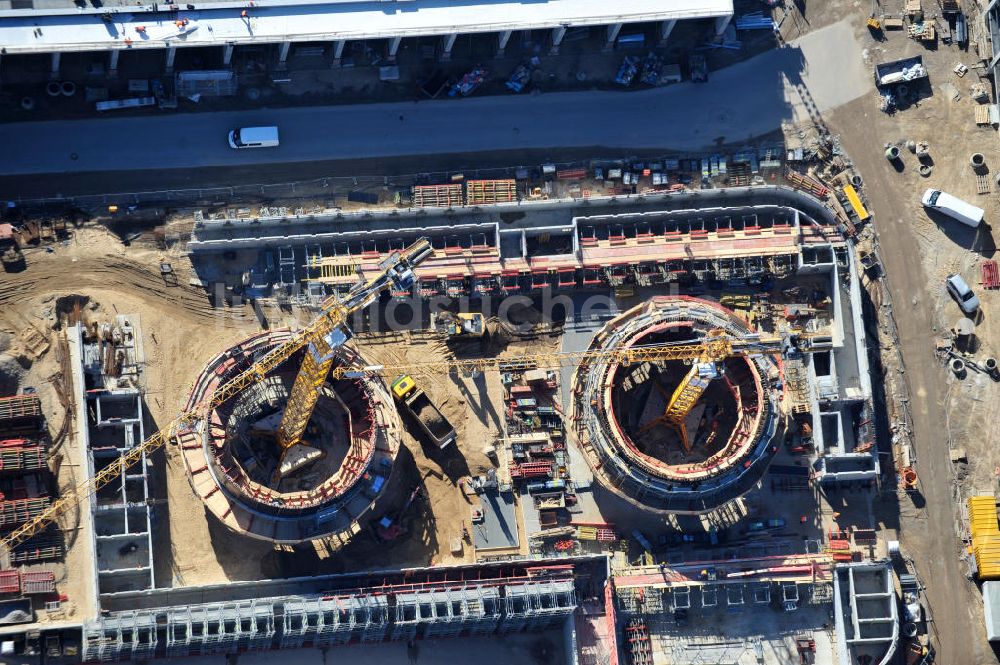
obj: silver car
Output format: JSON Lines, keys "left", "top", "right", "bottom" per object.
{"left": 946, "top": 273, "right": 981, "bottom": 314}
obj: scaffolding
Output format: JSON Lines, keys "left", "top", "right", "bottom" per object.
{"left": 84, "top": 574, "right": 576, "bottom": 659}
{"left": 393, "top": 586, "right": 501, "bottom": 640}
{"left": 500, "top": 580, "right": 576, "bottom": 633}
{"left": 82, "top": 610, "right": 159, "bottom": 662}
{"left": 165, "top": 601, "right": 276, "bottom": 657}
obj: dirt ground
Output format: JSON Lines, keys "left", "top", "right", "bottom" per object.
{"left": 809, "top": 3, "right": 1000, "bottom": 663}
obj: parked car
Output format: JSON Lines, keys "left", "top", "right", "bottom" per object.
{"left": 921, "top": 188, "right": 984, "bottom": 227}
{"left": 228, "top": 126, "right": 279, "bottom": 149}
{"left": 946, "top": 273, "right": 981, "bottom": 314}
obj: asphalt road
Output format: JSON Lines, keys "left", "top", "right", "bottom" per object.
{"left": 0, "top": 20, "right": 870, "bottom": 180}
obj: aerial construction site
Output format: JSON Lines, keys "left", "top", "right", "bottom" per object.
{"left": 0, "top": 168, "right": 910, "bottom": 665}
{"left": 9, "top": 0, "right": 1000, "bottom": 662}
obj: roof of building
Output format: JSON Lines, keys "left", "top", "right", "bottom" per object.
{"left": 0, "top": 0, "right": 732, "bottom": 54}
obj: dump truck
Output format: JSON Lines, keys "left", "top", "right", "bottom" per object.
{"left": 432, "top": 311, "right": 485, "bottom": 338}
{"left": 874, "top": 55, "right": 927, "bottom": 87}
{"left": 391, "top": 375, "right": 456, "bottom": 448}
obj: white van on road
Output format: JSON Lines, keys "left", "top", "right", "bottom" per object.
{"left": 228, "top": 126, "right": 280, "bottom": 149}
{"left": 921, "top": 188, "right": 984, "bottom": 227}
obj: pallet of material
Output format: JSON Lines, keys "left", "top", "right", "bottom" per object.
{"left": 465, "top": 179, "right": 517, "bottom": 205}
{"left": 983, "top": 260, "right": 1000, "bottom": 289}
{"left": 0, "top": 498, "right": 50, "bottom": 528}
{"left": 0, "top": 448, "right": 45, "bottom": 474}
{"left": 412, "top": 184, "right": 463, "bottom": 208}
{"left": 0, "top": 395, "right": 41, "bottom": 425}
{"left": 20, "top": 571, "right": 55, "bottom": 595}
{"left": 976, "top": 104, "right": 993, "bottom": 126}
{"left": 11, "top": 534, "right": 63, "bottom": 565}
{"left": 785, "top": 169, "right": 829, "bottom": 198}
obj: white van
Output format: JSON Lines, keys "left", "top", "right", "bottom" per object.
{"left": 921, "top": 188, "right": 984, "bottom": 227}
{"left": 228, "top": 126, "right": 279, "bottom": 149}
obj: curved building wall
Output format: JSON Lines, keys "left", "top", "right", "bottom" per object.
{"left": 571, "top": 296, "right": 782, "bottom": 514}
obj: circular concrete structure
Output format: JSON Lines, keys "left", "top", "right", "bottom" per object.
{"left": 571, "top": 296, "right": 782, "bottom": 514}
{"left": 178, "top": 330, "right": 403, "bottom": 544}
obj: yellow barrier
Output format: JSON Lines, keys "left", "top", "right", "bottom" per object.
{"left": 843, "top": 185, "right": 871, "bottom": 222}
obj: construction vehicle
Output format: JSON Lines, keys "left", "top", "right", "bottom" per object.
{"left": 432, "top": 311, "right": 485, "bottom": 338}
{"left": 390, "top": 375, "right": 456, "bottom": 448}
{"left": 867, "top": 0, "right": 883, "bottom": 33}
{"left": 375, "top": 484, "right": 423, "bottom": 541}
{"left": 0, "top": 224, "right": 24, "bottom": 272}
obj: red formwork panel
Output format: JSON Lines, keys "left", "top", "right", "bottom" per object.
{"left": 0, "top": 570, "right": 19, "bottom": 594}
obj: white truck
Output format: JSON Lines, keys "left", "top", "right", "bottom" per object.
{"left": 921, "top": 189, "right": 984, "bottom": 227}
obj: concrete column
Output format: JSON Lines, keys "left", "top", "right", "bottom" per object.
{"left": 715, "top": 14, "right": 732, "bottom": 36}
{"left": 223, "top": 43, "right": 234, "bottom": 66}
{"left": 49, "top": 52, "right": 61, "bottom": 79}
{"left": 277, "top": 40, "right": 291, "bottom": 69}
{"left": 109, "top": 48, "right": 120, "bottom": 77}
{"left": 165, "top": 46, "right": 176, "bottom": 73}
{"left": 332, "top": 39, "right": 346, "bottom": 66}
{"left": 496, "top": 29, "right": 512, "bottom": 57}
{"left": 387, "top": 35, "right": 402, "bottom": 61}
{"left": 441, "top": 32, "right": 457, "bottom": 61}
{"left": 549, "top": 25, "right": 567, "bottom": 54}
{"left": 659, "top": 19, "right": 677, "bottom": 45}
{"left": 604, "top": 22, "right": 622, "bottom": 50}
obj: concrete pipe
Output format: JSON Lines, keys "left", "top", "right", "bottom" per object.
{"left": 986, "top": 358, "right": 999, "bottom": 381}
{"left": 885, "top": 146, "right": 901, "bottom": 161}
{"left": 918, "top": 164, "right": 932, "bottom": 177}
{"left": 950, "top": 358, "right": 966, "bottom": 377}
{"left": 971, "top": 152, "right": 986, "bottom": 172}
{"left": 60, "top": 81, "right": 76, "bottom": 97}
{"left": 906, "top": 140, "right": 916, "bottom": 153}
{"left": 46, "top": 81, "right": 62, "bottom": 97}
{"left": 20, "top": 97, "right": 35, "bottom": 111}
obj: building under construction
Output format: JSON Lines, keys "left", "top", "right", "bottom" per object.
{"left": 569, "top": 295, "right": 785, "bottom": 514}
{"left": 0, "top": 183, "right": 889, "bottom": 665}
{"left": 179, "top": 328, "right": 403, "bottom": 546}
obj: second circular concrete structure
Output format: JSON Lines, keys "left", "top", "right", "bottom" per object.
{"left": 571, "top": 296, "right": 783, "bottom": 514}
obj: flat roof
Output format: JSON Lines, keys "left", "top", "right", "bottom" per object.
{"left": 0, "top": 0, "right": 732, "bottom": 54}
